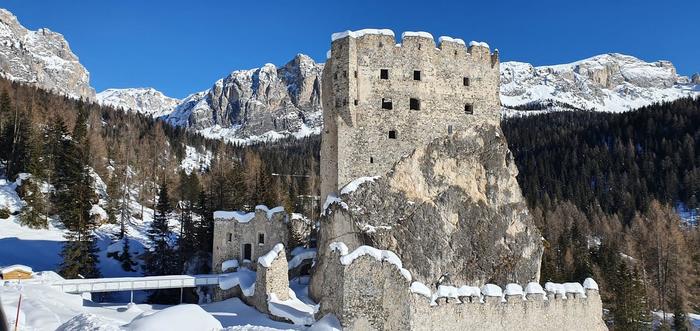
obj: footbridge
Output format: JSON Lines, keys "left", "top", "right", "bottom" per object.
{"left": 48, "top": 274, "right": 221, "bottom": 302}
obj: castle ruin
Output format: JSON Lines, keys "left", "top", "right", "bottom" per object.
{"left": 320, "top": 29, "right": 500, "bottom": 203}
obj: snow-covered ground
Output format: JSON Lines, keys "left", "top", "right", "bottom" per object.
{"left": 180, "top": 145, "right": 212, "bottom": 175}
{"left": 0, "top": 276, "right": 332, "bottom": 330}
{"left": 0, "top": 172, "right": 178, "bottom": 280}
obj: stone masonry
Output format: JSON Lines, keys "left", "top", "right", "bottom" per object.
{"left": 212, "top": 205, "right": 289, "bottom": 272}
{"left": 250, "top": 247, "right": 290, "bottom": 314}
{"left": 320, "top": 30, "right": 500, "bottom": 204}
{"left": 320, "top": 246, "right": 607, "bottom": 331}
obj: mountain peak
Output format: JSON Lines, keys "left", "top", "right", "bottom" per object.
{"left": 0, "top": 7, "right": 94, "bottom": 99}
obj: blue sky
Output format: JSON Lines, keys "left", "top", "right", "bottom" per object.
{"left": 4, "top": 0, "right": 698, "bottom": 98}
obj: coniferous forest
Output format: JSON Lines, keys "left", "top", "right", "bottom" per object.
{"left": 503, "top": 97, "right": 700, "bottom": 329}
{"left": 1, "top": 76, "right": 699, "bottom": 327}
{"left": 0, "top": 78, "right": 319, "bottom": 302}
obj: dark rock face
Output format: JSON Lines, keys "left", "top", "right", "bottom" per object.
{"left": 312, "top": 124, "right": 542, "bottom": 296}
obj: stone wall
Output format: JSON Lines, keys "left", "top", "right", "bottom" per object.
{"left": 212, "top": 206, "right": 289, "bottom": 273}
{"left": 321, "top": 30, "right": 501, "bottom": 203}
{"left": 320, "top": 245, "right": 607, "bottom": 331}
{"left": 250, "top": 246, "right": 290, "bottom": 314}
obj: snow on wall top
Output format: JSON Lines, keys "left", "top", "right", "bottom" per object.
{"left": 401, "top": 31, "right": 434, "bottom": 40}
{"left": 221, "top": 259, "right": 239, "bottom": 272}
{"left": 331, "top": 29, "right": 395, "bottom": 42}
{"left": 1, "top": 264, "right": 32, "bottom": 274}
{"left": 258, "top": 243, "right": 285, "bottom": 268}
{"left": 330, "top": 243, "right": 411, "bottom": 281}
{"left": 583, "top": 278, "right": 599, "bottom": 291}
{"left": 469, "top": 40, "right": 490, "bottom": 49}
{"left": 481, "top": 284, "right": 503, "bottom": 297}
{"left": 213, "top": 205, "right": 286, "bottom": 223}
{"left": 438, "top": 36, "right": 466, "bottom": 46}
{"left": 504, "top": 283, "right": 524, "bottom": 297}
{"left": 524, "top": 282, "right": 546, "bottom": 295}
{"left": 340, "top": 176, "right": 379, "bottom": 195}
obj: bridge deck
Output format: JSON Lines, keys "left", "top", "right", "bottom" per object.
{"left": 49, "top": 274, "right": 220, "bottom": 294}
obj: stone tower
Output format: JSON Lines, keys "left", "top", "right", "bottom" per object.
{"left": 320, "top": 29, "right": 501, "bottom": 203}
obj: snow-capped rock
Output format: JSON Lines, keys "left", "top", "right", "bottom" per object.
{"left": 164, "top": 53, "right": 323, "bottom": 143}
{"left": 0, "top": 8, "right": 94, "bottom": 99}
{"left": 501, "top": 53, "right": 699, "bottom": 114}
{"left": 96, "top": 87, "right": 180, "bottom": 117}
{"left": 692, "top": 73, "right": 700, "bottom": 85}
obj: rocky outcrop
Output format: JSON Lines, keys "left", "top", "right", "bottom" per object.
{"left": 313, "top": 124, "right": 542, "bottom": 296}
{"left": 0, "top": 9, "right": 94, "bottom": 99}
{"left": 501, "top": 53, "right": 699, "bottom": 113}
{"left": 96, "top": 88, "right": 180, "bottom": 117}
{"left": 165, "top": 54, "right": 323, "bottom": 142}
{"left": 692, "top": 73, "right": 700, "bottom": 84}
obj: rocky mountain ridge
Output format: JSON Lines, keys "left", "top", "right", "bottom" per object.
{"left": 164, "top": 54, "right": 323, "bottom": 144}
{"left": 501, "top": 53, "right": 699, "bottom": 114}
{"left": 96, "top": 87, "right": 180, "bottom": 117}
{"left": 0, "top": 8, "right": 94, "bottom": 100}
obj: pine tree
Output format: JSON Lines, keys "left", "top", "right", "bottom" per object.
{"left": 57, "top": 107, "right": 101, "bottom": 279}
{"left": 194, "top": 190, "right": 214, "bottom": 253}
{"left": 671, "top": 284, "right": 688, "bottom": 331}
{"left": 611, "top": 263, "right": 651, "bottom": 331}
{"left": 144, "top": 182, "right": 178, "bottom": 303}
{"left": 177, "top": 202, "right": 195, "bottom": 273}
{"left": 18, "top": 177, "right": 48, "bottom": 228}
{"left": 144, "top": 182, "right": 175, "bottom": 276}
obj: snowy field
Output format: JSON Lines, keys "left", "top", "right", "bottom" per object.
{"left": 0, "top": 276, "right": 337, "bottom": 330}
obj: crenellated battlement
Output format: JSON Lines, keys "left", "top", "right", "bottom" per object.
{"left": 329, "top": 29, "right": 498, "bottom": 68}
{"left": 318, "top": 242, "right": 607, "bottom": 331}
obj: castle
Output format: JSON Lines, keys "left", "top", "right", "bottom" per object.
{"left": 320, "top": 29, "right": 501, "bottom": 203}
{"left": 208, "top": 29, "right": 606, "bottom": 330}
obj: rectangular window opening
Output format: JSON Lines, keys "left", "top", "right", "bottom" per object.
{"left": 370, "top": 157, "right": 374, "bottom": 164}
{"left": 463, "top": 77, "right": 470, "bottom": 86}
{"left": 448, "top": 125, "right": 453, "bottom": 134}
{"left": 258, "top": 233, "right": 265, "bottom": 245}
{"left": 464, "top": 104, "right": 474, "bottom": 115}
{"left": 413, "top": 70, "right": 421, "bottom": 81}
{"left": 381, "top": 98, "right": 393, "bottom": 110}
{"left": 380, "top": 69, "right": 389, "bottom": 79}
{"left": 227, "top": 233, "right": 232, "bottom": 242}
{"left": 354, "top": 99, "right": 358, "bottom": 106}
{"left": 410, "top": 98, "right": 421, "bottom": 110}
{"left": 388, "top": 130, "right": 397, "bottom": 139}
{"left": 354, "top": 71, "right": 358, "bottom": 78}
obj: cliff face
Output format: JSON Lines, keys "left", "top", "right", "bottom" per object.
{"left": 0, "top": 9, "right": 94, "bottom": 99}
{"left": 313, "top": 123, "right": 542, "bottom": 296}
{"left": 165, "top": 54, "right": 323, "bottom": 143}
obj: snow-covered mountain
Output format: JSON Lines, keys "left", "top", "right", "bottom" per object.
{"left": 164, "top": 53, "right": 323, "bottom": 144}
{"left": 501, "top": 53, "right": 699, "bottom": 114}
{"left": 0, "top": 8, "right": 94, "bottom": 99}
{"left": 96, "top": 87, "right": 180, "bottom": 117}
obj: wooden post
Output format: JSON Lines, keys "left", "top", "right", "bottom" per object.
{"left": 130, "top": 290, "right": 134, "bottom": 303}
{"left": 14, "top": 281, "right": 22, "bottom": 331}
{"left": 180, "top": 287, "right": 183, "bottom": 304}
